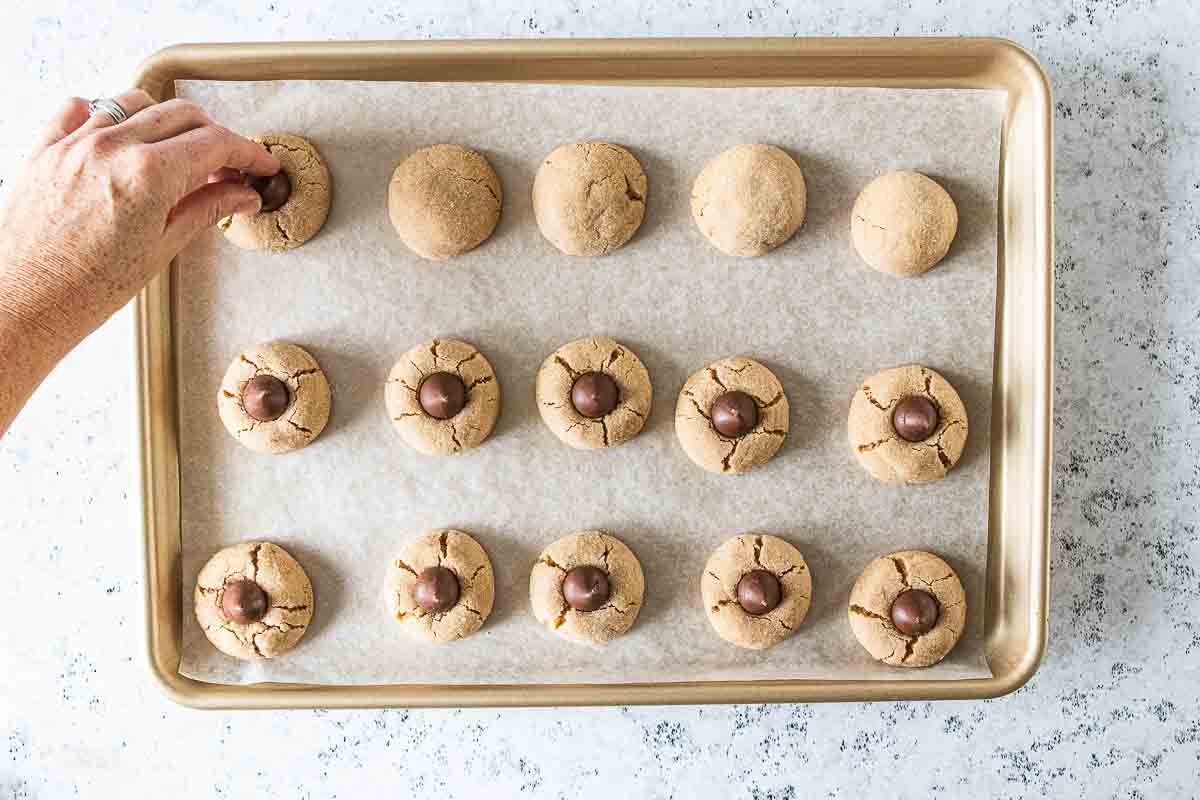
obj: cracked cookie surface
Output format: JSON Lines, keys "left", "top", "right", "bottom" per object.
{"left": 383, "top": 529, "right": 495, "bottom": 644}
{"left": 532, "top": 141, "right": 647, "bottom": 256}
{"left": 385, "top": 338, "right": 500, "bottom": 456}
{"left": 850, "top": 170, "right": 958, "bottom": 276}
{"left": 194, "top": 541, "right": 314, "bottom": 660}
{"left": 847, "top": 364, "right": 968, "bottom": 484}
{"left": 217, "top": 341, "right": 331, "bottom": 454}
{"left": 530, "top": 530, "right": 644, "bottom": 645}
{"left": 674, "top": 356, "right": 789, "bottom": 474}
{"left": 535, "top": 336, "right": 652, "bottom": 450}
{"left": 702, "top": 534, "right": 812, "bottom": 650}
{"left": 691, "top": 143, "right": 807, "bottom": 257}
{"left": 388, "top": 144, "right": 502, "bottom": 261}
{"left": 848, "top": 550, "right": 966, "bottom": 667}
{"left": 218, "top": 133, "right": 332, "bottom": 253}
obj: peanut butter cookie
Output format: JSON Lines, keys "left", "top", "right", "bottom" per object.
{"left": 701, "top": 534, "right": 812, "bottom": 650}
{"left": 193, "top": 541, "right": 314, "bottom": 661}
{"left": 388, "top": 144, "right": 502, "bottom": 260}
{"left": 691, "top": 144, "right": 807, "bottom": 257}
{"left": 218, "top": 133, "right": 332, "bottom": 253}
{"left": 532, "top": 141, "right": 647, "bottom": 256}
{"left": 383, "top": 529, "right": 495, "bottom": 644}
{"left": 675, "top": 356, "right": 789, "bottom": 474}
{"left": 847, "top": 364, "right": 968, "bottom": 484}
{"left": 530, "top": 530, "right": 644, "bottom": 645}
{"left": 217, "top": 341, "right": 331, "bottom": 455}
{"left": 385, "top": 338, "right": 501, "bottom": 456}
{"left": 850, "top": 170, "right": 958, "bottom": 276}
{"left": 848, "top": 550, "right": 966, "bottom": 667}
{"left": 535, "top": 336, "right": 651, "bottom": 450}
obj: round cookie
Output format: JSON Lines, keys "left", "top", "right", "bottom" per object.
{"left": 385, "top": 338, "right": 501, "bottom": 456}
{"left": 701, "top": 534, "right": 812, "bottom": 650}
{"left": 690, "top": 143, "right": 807, "bottom": 257}
{"left": 851, "top": 170, "right": 958, "bottom": 276}
{"left": 193, "top": 541, "right": 314, "bottom": 660}
{"left": 847, "top": 364, "right": 968, "bottom": 484}
{"left": 217, "top": 341, "right": 331, "bottom": 454}
{"left": 530, "top": 530, "right": 644, "bottom": 645}
{"left": 675, "top": 356, "right": 789, "bottom": 474}
{"left": 383, "top": 529, "right": 495, "bottom": 644}
{"left": 535, "top": 336, "right": 652, "bottom": 450}
{"left": 218, "top": 133, "right": 332, "bottom": 253}
{"left": 848, "top": 550, "right": 966, "bottom": 667}
{"left": 388, "top": 144, "right": 502, "bottom": 260}
{"left": 532, "top": 141, "right": 647, "bottom": 256}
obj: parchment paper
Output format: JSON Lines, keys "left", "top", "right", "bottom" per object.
{"left": 174, "top": 80, "right": 1003, "bottom": 686}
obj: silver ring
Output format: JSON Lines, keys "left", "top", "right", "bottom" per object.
{"left": 88, "top": 97, "right": 129, "bottom": 125}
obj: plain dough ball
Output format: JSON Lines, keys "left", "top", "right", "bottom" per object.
{"left": 218, "top": 133, "right": 332, "bottom": 253}
{"left": 529, "top": 530, "right": 645, "bottom": 645}
{"left": 846, "top": 364, "right": 968, "bottom": 484}
{"left": 691, "top": 143, "right": 807, "bottom": 257}
{"left": 217, "top": 341, "right": 332, "bottom": 455}
{"left": 383, "top": 529, "right": 495, "bottom": 644}
{"left": 532, "top": 141, "right": 647, "bottom": 256}
{"left": 848, "top": 550, "right": 966, "bottom": 667}
{"left": 388, "top": 144, "right": 502, "bottom": 260}
{"left": 701, "top": 534, "right": 812, "bottom": 650}
{"left": 851, "top": 170, "right": 958, "bottom": 276}
{"left": 193, "top": 541, "right": 314, "bottom": 661}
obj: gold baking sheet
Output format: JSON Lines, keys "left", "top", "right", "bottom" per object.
{"left": 133, "top": 38, "right": 1052, "bottom": 708}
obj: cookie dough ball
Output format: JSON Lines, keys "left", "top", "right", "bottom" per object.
{"left": 532, "top": 141, "right": 647, "bottom": 256}
{"left": 702, "top": 534, "right": 812, "bottom": 650}
{"left": 851, "top": 171, "right": 958, "bottom": 276}
{"left": 530, "top": 530, "right": 644, "bottom": 645}
{"left": 535, "top": 336, "right": 652, "bottom": 450}
{"left": 847, "top": 364, "right": 968, "bottom": 484}
{"left": 388, "top": 144, "right": 502, "bottom": 261}
{"left": 691, "top": 143, "right": 807, "bottom": 257}
{"left": 218, "top": 133, "right": 332, "bottom": 253}
{"left": 848, "top": 550, "right": 966, "bottom": 667}
{"left": 217, "top": 341, "right": 331, "bottom": 454}
{"left": 385, "top": 338, "right": 501, "bottom": 456}
{"left": 675, "top": 356, "right": 788, "bottom": 474}
{"left": 193, "top": 541, "right": 314, "bottom": 660}
{"left": 383, "top": 529, "right": 495, "bottom": 644}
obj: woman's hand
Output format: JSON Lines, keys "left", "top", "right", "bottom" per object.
{"left": 0, "top": 89, "right": 281, "bottom": 436}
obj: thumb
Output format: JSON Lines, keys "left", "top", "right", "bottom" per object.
{"left": 163, "top": 181, "right": 261, "bottom": 251}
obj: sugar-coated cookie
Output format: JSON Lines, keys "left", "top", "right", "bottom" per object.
{"left": 847, "top": 364, "right": 967, "bottom": 484}
{"left": 532, "top": 141, "right": 647, "bottom": 256}
{"left": 193, "top": 541, "right": 314, "bottom": 660}
{"left": 217, "top": 341, "right": 331, "bottom": 454}
{"left": 848, "top": 550, "right": 966, "bottom": 667}
{"left": 388, "top": 144, "right": 502, "bottom": 260}
{"left": 675, "top": 356, "right": 789, "bottom": 474}
{"left": 850, "top": 170, "right": 958, "bottom": 276}
{"left": 385, "top": 338, "right": 501, "bottom": 456}
{"left": 218, "top": 133, "right": 332, "bottom": 252}
{"left": 691, "top": 143, "right": 807, "bottom": 257}
{"left": 535, "top": 336, "right": 651, "bottom": 450}
{"left": 383, "top": 529, "right": 495, "bottom": 644}
{"left": 530, "top": 530, "right": 644, "bottom": 645}
{"left": 701, "top": 534, "right": 812, "bottom": 650}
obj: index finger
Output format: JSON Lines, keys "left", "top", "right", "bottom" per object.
{"left": 157, "top": 124, "right": 281, "bottom": 196}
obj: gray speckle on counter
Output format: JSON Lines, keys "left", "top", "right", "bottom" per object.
{"left": 0, "top": 1, "right": 1197, "bottom": 796}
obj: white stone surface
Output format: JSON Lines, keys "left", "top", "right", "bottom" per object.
{"left": 1, "top": 1, "right": 1196, "bottom": 796}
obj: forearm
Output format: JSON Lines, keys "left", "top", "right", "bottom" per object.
{"left": 0, "top": 256, "right": 96, "bottom": 438}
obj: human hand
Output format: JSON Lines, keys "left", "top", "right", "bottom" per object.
{"left": 0, "top": 89, "right": 281, "bottom": 437}
{"left": 0, "top": 89, "right": 280, "bottom": 345}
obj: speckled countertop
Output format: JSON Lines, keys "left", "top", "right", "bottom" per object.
{"left": 1, "top": 1, "right": 1196, "bottom": 796}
